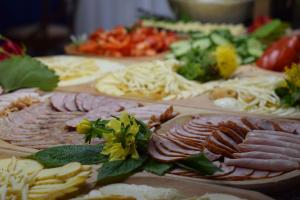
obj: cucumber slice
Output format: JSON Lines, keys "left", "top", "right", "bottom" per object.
{"left": 247, "top": 38, "right": 263, "bottom": 57}
{"left": 192, "top": 38, "right": 212, "bottom": 50}
{"left": 171, "top": 41, "right": 191, "bottom": 56}
{"left": 211, "top": 33, "right": 230, "bottom": 45}
{"left": 243, "top": 56, "right": 256, "bottom": 64}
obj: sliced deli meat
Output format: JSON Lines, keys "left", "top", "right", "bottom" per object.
{"left": 149, "top": 114, "right": 300, "bottom": 180}
{"left": 225, "top": 158, "right": 299, "bottom": 172}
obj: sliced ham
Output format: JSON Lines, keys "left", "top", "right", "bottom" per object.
{"left": 247, "top": 132, "right": 300, "bottom": 145}
{"left": 249, "top": 170, "right": 270, "bottom": 179}
{"left": 202, "top": 148, "right": 222, "bottom": 161}
{"left": 243, "top": 137, "right": 300, "bottom": 151}
{"left": 233, "top": 151, "right": 300, "bottom": 162}
{"left": 251, "top": 130, "right": 300, "bottom": 139}
{"left": 225, "top": 158, "right": 299, "bottom": 172}
{"left": 218, "top": 126, "right": 244, "bottom": 143}
{"left": 148, "top": 139, "right": 185, "bottom": 162}
{"left": 75, "top": 93, "right": 92, "bottom": 111}
{"left": 217, "top": 167, "right": 254, "bottom": 181}
{"left": 209, "top": 163, "right": 235, "bottom": 177}
{"left": 212, "top": 130, "right": 239, "bottom": 151}
{"left": 238, "top": 144, "right": 300, "bottom": 158}
{"left": 63, "top": 93, "right": 79, "bottom": 112}
{"left": 50, "top": 92, "right": 68, "bottom": 111}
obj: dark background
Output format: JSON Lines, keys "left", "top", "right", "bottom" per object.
{"left": 0, "top": 0, "right": 299, "bottom": 56}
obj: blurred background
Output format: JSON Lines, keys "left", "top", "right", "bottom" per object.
{"left": 0, "top": 0, "right": 299, "bottom": 56}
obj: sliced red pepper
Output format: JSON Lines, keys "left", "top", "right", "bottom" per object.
{"left": 256, "top": 35, "right": 300, "bottom": 71}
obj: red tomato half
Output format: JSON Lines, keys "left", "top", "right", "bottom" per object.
{"left": 256, "top": 36, "right": 300, "bottom": 71}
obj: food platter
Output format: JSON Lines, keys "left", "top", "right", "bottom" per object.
{"left": 155, "top": 114, "right": 300, "bottom": 192}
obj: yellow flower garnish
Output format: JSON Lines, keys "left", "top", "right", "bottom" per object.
{"left": 101, "top": 111, "right": 140, "bottom": 161}
{"left": 76, "top": 119, "right": 92, "bottom": 134}
{"left": 285, "top": 63, "right": 300, "bottom": 87}
{"left": 215, "top": 45, "right": 238, "bottom": 78}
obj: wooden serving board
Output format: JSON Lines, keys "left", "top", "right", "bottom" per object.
{"left": 156, "top": 113, "right": 300, "bottom": 193}
{"left": 124, "top": 174, "right": 274, "bottom": 200}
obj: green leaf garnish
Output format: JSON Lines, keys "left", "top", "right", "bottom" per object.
{"left": 0, "top": 56, "right": 59, "bottom": 92}
{"left": 144, "top": 159, "right": 173, "bottom": 176}
{"left": 252, "top": 19, "right": 289, "bottom": 44}
{"left": 29, "top": 144, "right": 107, "bottom": 168}
{"left": 176, "top": 154, "right": 221, "bottom": 175}
{"left": 97, "top": 155, "right": 147, "bottom": 184}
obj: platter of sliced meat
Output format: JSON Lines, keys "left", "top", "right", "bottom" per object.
{"left": 149, "top": 114, "right": 300, "bottom": 191}
{"left": 0, "top": 90, "right": 177, "bottom": 150}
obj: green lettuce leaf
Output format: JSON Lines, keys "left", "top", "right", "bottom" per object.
{"left": 0, "top": 55, "right": 59, "bottom": 92}
{"left": 29, "top": 144, "right": 107, "bottom": 168}
{"left": 144, "top": 159, "right": 173, "bottom": 175}
{"left": 176, "top": 153, "right": 221, "bottom": 175}
{"left": 97, "top": 155, "right": 147, "bottom": 184}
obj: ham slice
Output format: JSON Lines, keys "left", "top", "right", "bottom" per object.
{"left": 238, "top": 144, "right": 300, "bottom": 158}
{"left": 251, "top": 130, "right": 300, "bottom": 139}
{"left": 225, "top": 158, "right": 299, "bottom": 172}
{"left": 50, "top": 92, "right": 68, "bottom": 112}
{"left": 247, "top": 132, "right": 300, "bottom": 145}
{"left": 217, "top": 167, "right": 254, "bottom": 181}
{"left": 64, "top": 93, "right": 79, "bottom": 112}
{"left": 233, "top": 151, "right": 300, "bottom": 162}
{"left": 75, "top": 93, "right": 92, "bottom": 111}
{"left": 243, "top": 137, "right": 300, "bottom": 151}
{"left": 218, "top": 126, "right": 244, "bottom": 143}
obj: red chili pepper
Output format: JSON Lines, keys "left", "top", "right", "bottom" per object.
{"left": 256, "top": 35, "right": 300, "bottom": 72}
{"left": 0, "top": 36, "right": 25, "bottom": 61}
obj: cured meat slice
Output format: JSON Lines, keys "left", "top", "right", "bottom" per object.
{"left": 205, "top": 136, "right": 235, "bottom": 158}
{"left": 64, "top": 93, "right": 79, "bottom": 112}
{"left": 117, "top": 100, "right": 141, "bottom": 110}
{"left": 225, "top": 158, "right": 299, "bottom": 172}
{"left": 233, "top": 151, "right": 300, "bottom": 162}
{"left": 243, "top": 137, "right": 300, "bottom": 151}
{"left": 167, "top": 130, "right": 204, "bottom": 148}
{"left": 154, "top": 135, "right": 200, "bottom": 156}
{"left": 249, "top": 170, "right": 270, "bottom": 179}
{"left": 212, "top": 130, "right": 239, "bottom": 151}
{"left": 148, "top": 139, "right": 185, "bottom": 162}
{"left": 218, "top": 126, "right": 243, "bottom": 143}
{"left": 91, "top": 96, "right": 109, "bottom": 109}
{"left": 174, "top": 125, "right": 207, "bottom": 140}
{"left": 202, "top": 148, "right": 222, "bottom": 161}
{"left": 82, "top": 95, "right": 96, "bottom": 111}
{"left": 247, "top": 132, "right": 300, "bottom": 145}
{"left": 221, "top": 121, "right": 250, "bottom": 137}
{"left": 241, "top": 117, "right": 260, "bottom": 130}
{"left": 75, "top": 93, "right": 92, "bottom": 111}
{"left": 217, "top": 167, "right": 254, "bottom": 181}
{"left": 267, "top": 171, "right": 284, "bottom": 178}
{"left": 209, "top": 163, "right": 235, "bottom": 177}
{"left": 254, "top": 119, "right": 277, "bottom": 130}
{"left": 251, "top": 130, "right": 300, "bottom": 139}
{"left": 50, "top": 93, "right": 68, "bottom": 111}
{"left": 160, "top": 133, "right": 201, "bottom": 151}
{"left": 207, "top": 136, "right": 237, "bottom": 154}
{"left": 238, "top": 144, "right": 300, "bottom": 158}
{"left": 182, "top": 125, "right": 212, "bottom": 137}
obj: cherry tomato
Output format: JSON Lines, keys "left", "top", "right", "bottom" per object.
{"left": 256, "top": 36, "right": 300, "bottom": 71}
